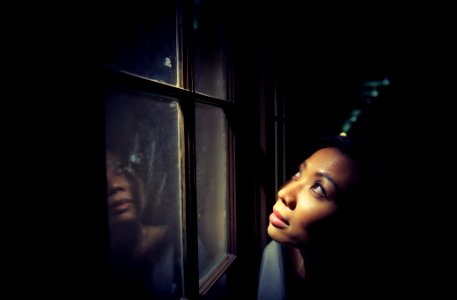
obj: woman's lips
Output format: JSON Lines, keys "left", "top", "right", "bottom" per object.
{"left": 269, "top": 209, "right": 289, "bottom": 229}
{"left": 109, "top": 199, "right": 133, "bottom": 214}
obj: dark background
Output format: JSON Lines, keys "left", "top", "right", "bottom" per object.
{"left": 13, "top": 2, "right": 454, "bottom": 298}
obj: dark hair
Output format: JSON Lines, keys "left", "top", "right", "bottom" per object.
{"left": 307, "top": 135, "right": 377, "bottom": 239}
{"left": 314, "top": 135, "right": 366, "bottom": 167}
{"left": 302, "top": 135, "right": 381, "bottom": 292}
{"left": 311, "top": 134, "right": 378, "bottom": 191}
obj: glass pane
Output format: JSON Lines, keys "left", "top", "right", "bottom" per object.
{"left": 195, "top": 103, "right": 228, "bottom": 279}
{"left": 194, "top": 0, "right": 228, "bottom": 100}
{"left": 105, "top": 88, "right": 183, "bottom": 299}
{"left": 103, "top": 2, "right": 178, "bottom": 86}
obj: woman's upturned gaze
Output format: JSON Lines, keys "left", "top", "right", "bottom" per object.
{"left": 258, "top": 135, "right": 373, "bottom": 299}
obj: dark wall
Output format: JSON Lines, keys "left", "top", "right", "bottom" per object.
{"left": 240, "top": 3, "right": 455, "bottom": 297}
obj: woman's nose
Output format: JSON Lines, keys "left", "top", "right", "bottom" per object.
{"left": 107, "top": 173, "right": 127, "bottom": 197}
{"left": 277, "top": 182, "right": 298, "bottom": 210}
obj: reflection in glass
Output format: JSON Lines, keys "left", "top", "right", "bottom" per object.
{"left": 105, "top": 88, "right": 183, "bottom": 299}
{"left": 195, "top": 103, "right": 228, "bottom": 279}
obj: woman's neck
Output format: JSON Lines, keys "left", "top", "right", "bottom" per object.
{"left": 286, "top": 246, "right": 306, "bottom": 280}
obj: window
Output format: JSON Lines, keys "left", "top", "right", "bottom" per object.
{"left": 105, "top": 87, "right": 184, "bottom": 298}
{"left": 195, "top": 102, "right": 235, "bottom": 293}
{"left": 193, "top": 0, "right": 230, "bottom": 99}
{"left": 103, "top": 2, "right": 179, "bottom": 86}
{"left": 103, "top": 1, "right": 235, "bottom": 299}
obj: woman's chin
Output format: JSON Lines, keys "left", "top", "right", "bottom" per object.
{"left": 267, "top": 224, "right": 288, "bottom": 243}
{"left": 109, "top": 211, "right": 137, "bottom": 226}
{"left": 268, "top": 224, "right": 309, "bottom": 247}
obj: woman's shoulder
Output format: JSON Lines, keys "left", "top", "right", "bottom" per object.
{"left": 135, "top": 224, "right": 169, "bottom": 258}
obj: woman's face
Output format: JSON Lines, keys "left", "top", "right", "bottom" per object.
{"left": 267, "top": 147, "right": 359, "bottom": 247}
{"left": 106, "top": 151, "right": 141, "bottom": 225}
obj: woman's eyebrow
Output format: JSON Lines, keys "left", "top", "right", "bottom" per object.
{"left": 300, "top": 161, "right": 340, "bottom": 192}
{"left": 318, "top": 172, "right": 340, "bottom": 193}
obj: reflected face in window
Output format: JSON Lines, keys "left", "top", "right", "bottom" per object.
{"left": 267, "top": 147, "right": 359, "bottom": 247}
{"left": 106, "top": 151, "right": 145, "bottom": 225}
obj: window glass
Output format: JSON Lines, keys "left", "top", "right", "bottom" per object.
{"left": 103, "top": 2, "right": 179, "bottom": 85}
{"left": 105, "top": 88, "right": 183, "bottom": 299}
{"left": 193, "top": 0, "right": 228, "bottom": 99}
{"left": 195, "top": 102, "right": 228, "bottom": 279}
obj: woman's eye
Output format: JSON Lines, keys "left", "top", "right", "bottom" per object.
{"left": 292, "top": 171, "right": 301, "bottom": 180}
{"left": 114, "top": 165, "right": 131, "bottom": 176}
{"left": 311, "top": 182, "right": 327, "bottom": 199}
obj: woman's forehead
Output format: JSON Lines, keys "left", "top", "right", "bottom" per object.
{"left": 305, "top": 147, "right": 358, "bottom": 185}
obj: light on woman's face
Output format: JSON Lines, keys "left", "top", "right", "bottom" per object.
{"left": 267, "top": 147, "right": 358, "bottom": 247}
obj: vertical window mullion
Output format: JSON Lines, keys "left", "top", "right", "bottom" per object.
{"left": 181, "top": 98, "right": 200, "bottom": 300}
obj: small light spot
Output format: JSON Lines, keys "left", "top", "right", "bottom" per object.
{"left": 164, "top": 57, "right": 172, "bottom": 68}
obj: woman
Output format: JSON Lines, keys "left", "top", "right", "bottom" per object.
{"left": 257, "top": 135, "right": 374, "bottom": 299}
{"left": 106, "top": 150, "right": 167, "bottom": 258}
{"left": 106, "top": 150, "right": 175, "bottom": 299}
